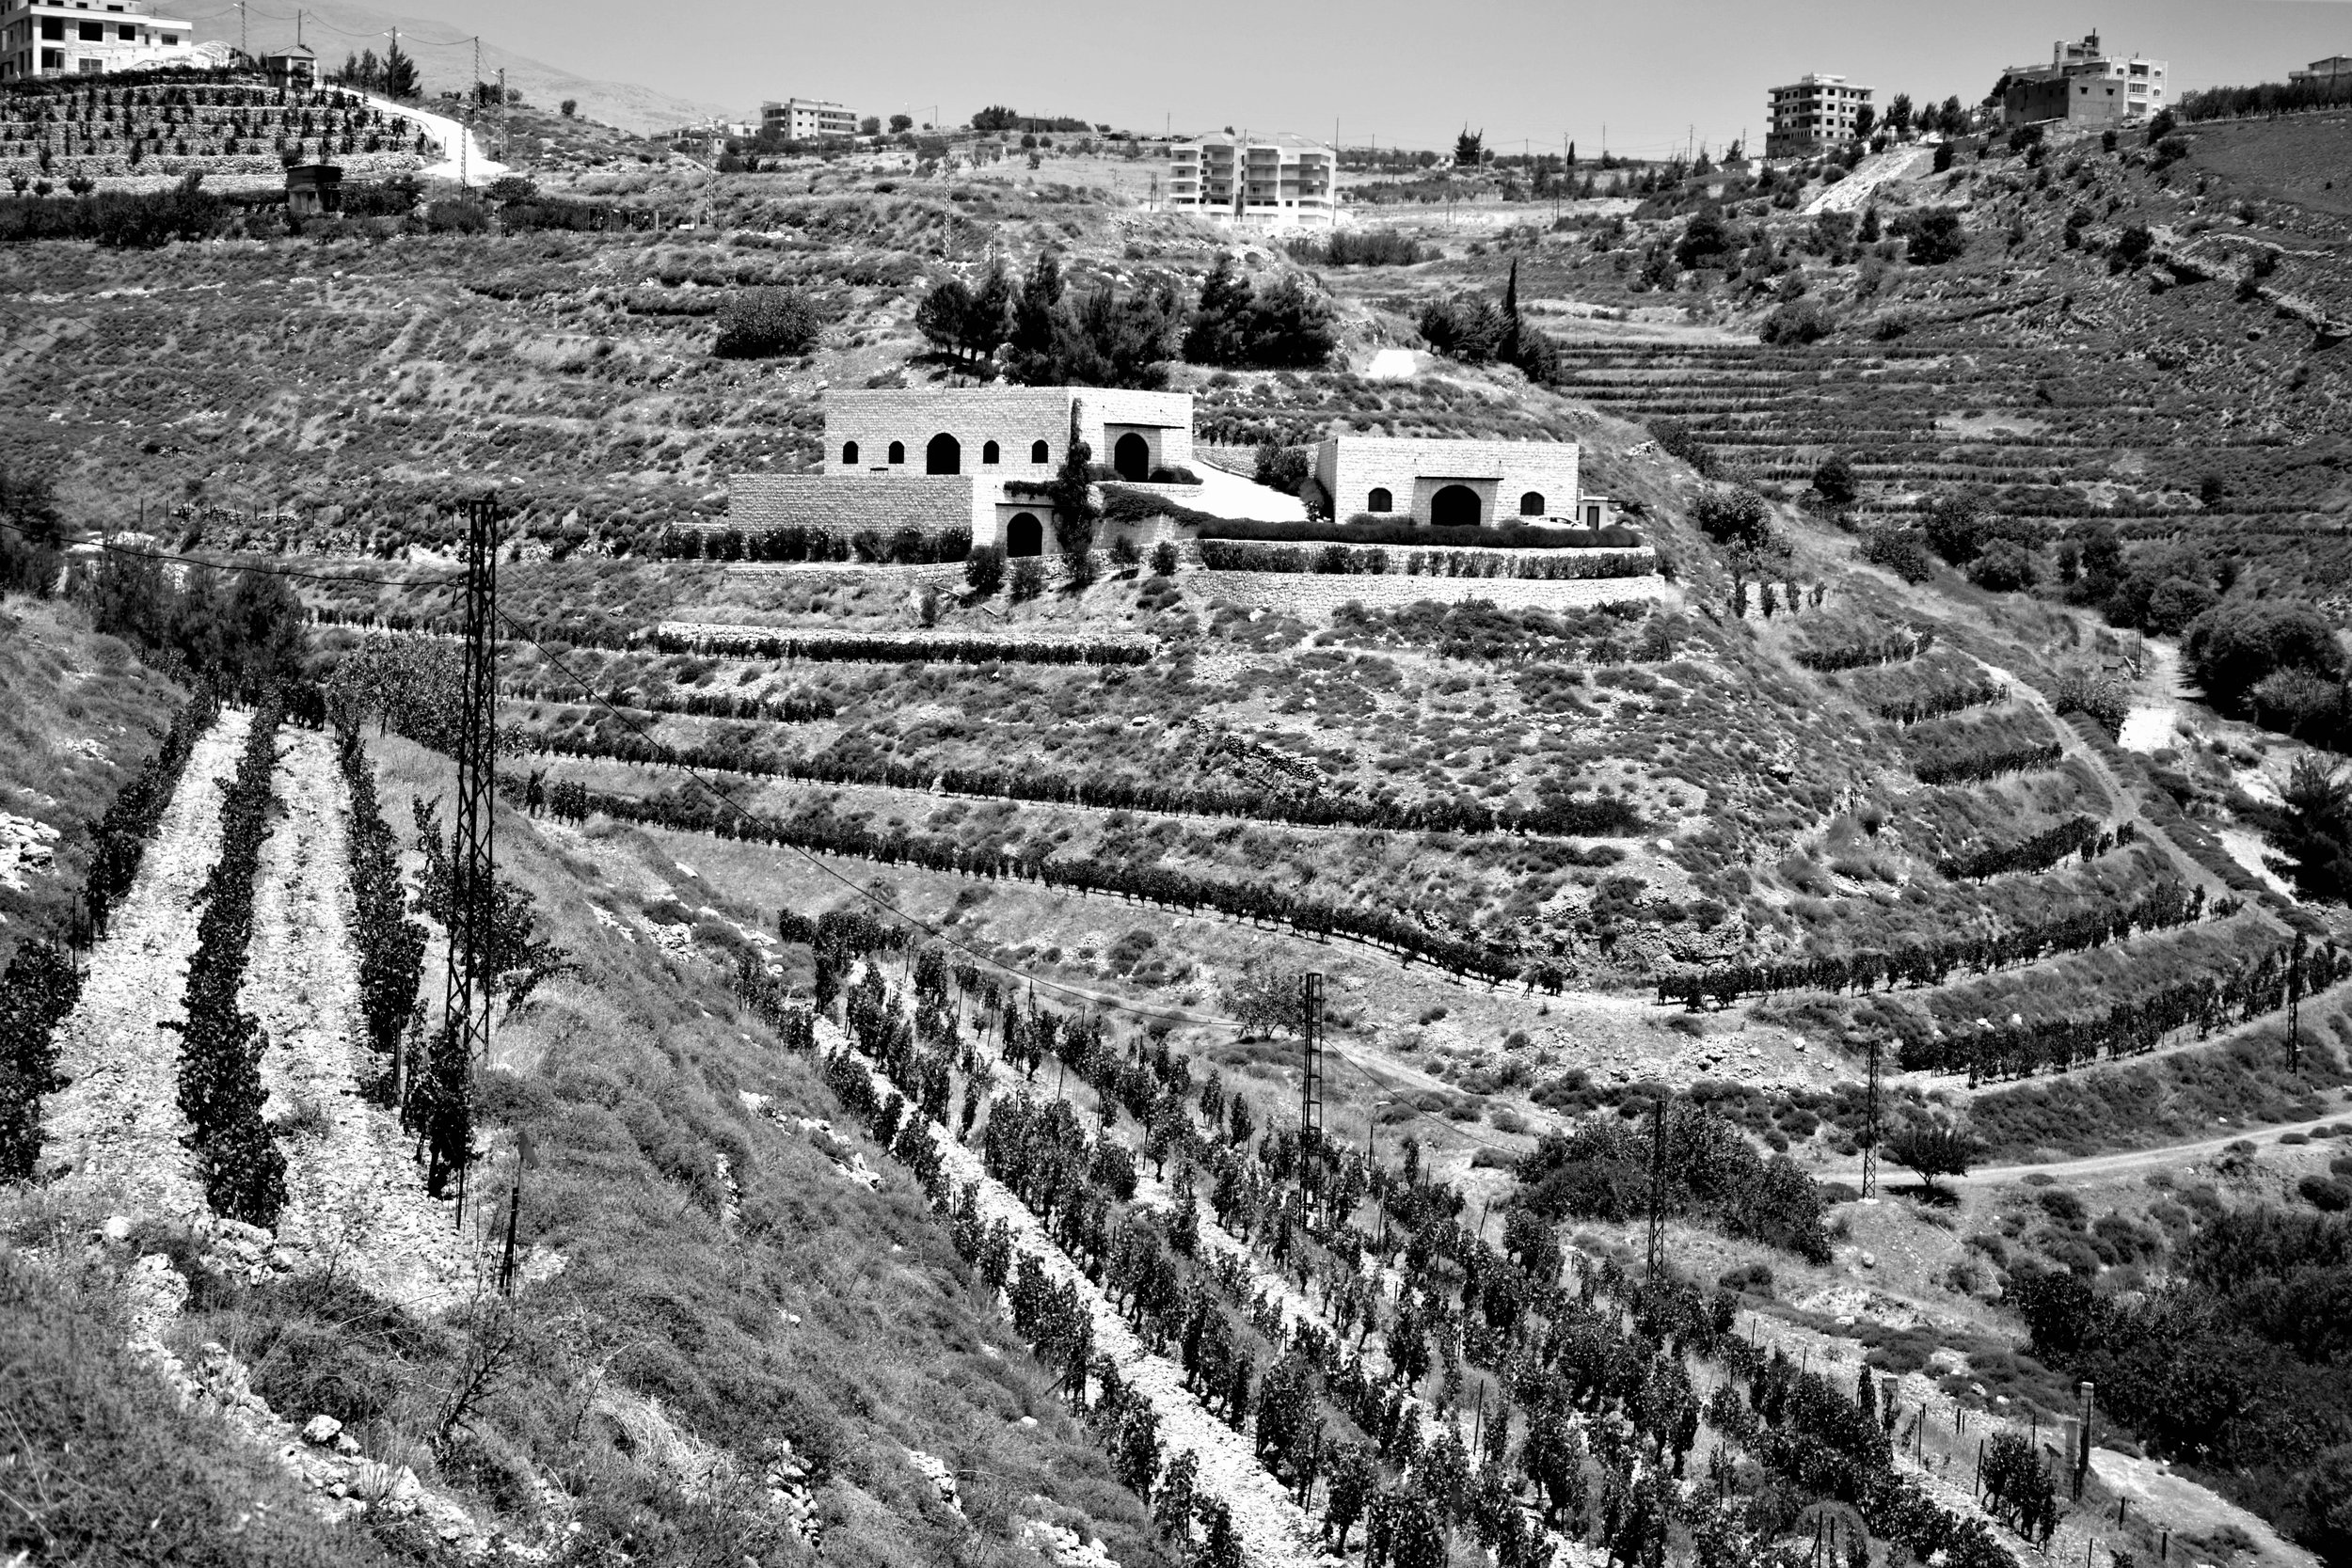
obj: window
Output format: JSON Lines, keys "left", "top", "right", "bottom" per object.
{"left": 40, "top": 46, "right": 62, "bottom": 65}
{"left": 981, "top": 440, "right": 999, "bottom": 465}
{"left": 1029, "top": 439, "right": 1049, "bottom": 464}
{"left": 116, "top": 23, "right": 132, "bottom": 38}
{"left": 887, "top": 440, "right": 905, "bottom": 465}
{"left": 41, "top": 18, "right": 61, "bottom": 38}
{"left": 76, "top": 54, "right": 97, "bottom": 69}
{"left": 1366, "top": 487, "right": 1392, "bottom": 513}
{"left": 76, "top": 19, "right": 99, "bottom": 39}
{"left": 157, "top": 30, "right": 172, "bottom": 40}
{"left": 1518, "top": 491, "right": 1545, "bottom": 516}
{"left": 840, "top": 440, "right": 859, "bottom": 466}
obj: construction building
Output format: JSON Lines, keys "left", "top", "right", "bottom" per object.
{"left": 760, "top": 96, "right": 854, "bottom": 141}
{"left": 1, "top": 0, "right": 198, "bottom": 80}
{"left": 1166, "top": 132, "right": 1336, "bottom": 228}
{"left": 2000, "top": 31, "right": 2169, "bottom": 126}
{"left": 2289, "top": 55, "right": 2352, "bottom": 86}
{"left": 1765, "top": 74, "right": 1875, "bottom": 159}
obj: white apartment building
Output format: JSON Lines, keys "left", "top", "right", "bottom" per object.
{"left": 1766, "top": 74, "right": 1874, "bottom": 158}
{"left": 1167, "top": 132, "right": 1335, "bottom": 228}
{"left": 760, "top": 96, "right": 854, "bottom": 141}
{"left": 0, "top": 0, "right": 198, "bottom": 80}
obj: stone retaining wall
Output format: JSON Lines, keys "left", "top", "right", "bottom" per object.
{"left": 1192, "top": 568, "right": 1676, "bottom": 616}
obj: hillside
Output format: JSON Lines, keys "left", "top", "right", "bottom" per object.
{"left": 8, "top": 110, "right": 2352, "bottom": 1568}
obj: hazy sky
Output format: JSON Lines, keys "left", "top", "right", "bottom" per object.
{"left": 304, "top": 0, "right": 2352, "bottom": 150}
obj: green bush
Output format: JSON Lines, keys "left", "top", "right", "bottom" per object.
{"left": 2185, "top": 601, "right": 2342, "bottom": 713}
{"left": 1009, "top": 555, "right": 1045, "bottom": 602}
{"left": 713, "top": 287, "right": 824, "bottom": 359}
{"left": 964, "top": 543, "right": 1006, "bottom": 596}
{"left": 1904, "top": 208, "right": 1966, "bottom": 264}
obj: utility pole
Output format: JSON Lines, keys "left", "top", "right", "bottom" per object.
{"left": 1861, "top": 1034, "right": 1883, "bottom": 1197}
{"left": 1298, "top": 973, "right": 1324, "bottom": 1215}
{"left": 1645, "top": 1093, "right": 1666, "bottom": 1275}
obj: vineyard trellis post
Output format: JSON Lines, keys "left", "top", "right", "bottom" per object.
{"left": 1298, "top": 972, "right": 1323, "bottom": 1217}
{"left": 422, "top": 494, "right": 500, "bottom": 1217}
{"left": 1645, "top": 1092, "right": 1666, "bottom": 1275}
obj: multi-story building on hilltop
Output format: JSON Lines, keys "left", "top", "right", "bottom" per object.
{"left": 734, "top": 387, "right": 1197, "bottom": 555}
{"left": 1311, "top": 436, "right": 1587, "bottom": 528}
{"left": 1765, "top": 74, "right": 1874, "bottom": 159}
{"left": 760, "top": 96, "right": 854, "bottom": 141}
{"left": 1166, "top": 132, "right": 1336, "bottom": 228}
{"left": 0, "top": 0, "right": 198, "bottom": 81}
{"left": 2290, "top": 55, "right": 2352, "bottom": 85}
{"left": 2001, "top": 31, "right": 2169, "bottom": 126}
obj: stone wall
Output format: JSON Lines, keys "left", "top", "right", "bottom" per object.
{"left": 1191, "top": 567, "right": 1674, "bottom": 617}
{"left": 727, "top": 474, "right": 979, "bottom": 534}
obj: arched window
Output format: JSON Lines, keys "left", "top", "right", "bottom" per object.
{"left": 841, "top": 440, "right": 860, "bottom": 466}
{"left": 1366, "top": 487, "right": 1392, "bottom": 514}
{"left": 1030, "top": 439, "right": 1050, "bottom": 464}
{"left": 982, "top": 440, "right": 1000, "bottom": 465}
{"left": 926, "top": 432, "right": 961, "bottom": 475}
{"left": 887, "top": 440, "right": 906, "bottom": 465}
{"left": 1519, "top": 490, "right": 1546, "bottom": 516}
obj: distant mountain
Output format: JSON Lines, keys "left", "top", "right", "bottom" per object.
{"left": 187, "top": 0, "right": 737, "bottom": 134}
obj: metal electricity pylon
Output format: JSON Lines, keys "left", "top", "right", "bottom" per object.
{"left": 421, "top": 495, "right": 499, "bottom": 1214}
{"left": 1298, "top": 972, "right": 1324, "bottom": 1211}
{"left": 1861, "top": 1034, "right": 1883, "bottom": 1198}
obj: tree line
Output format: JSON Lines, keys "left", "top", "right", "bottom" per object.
{"left": 527, "top": 774, "right": 1531, "bottom": 983}
{"left": 1792, "top": 628, "right": 1935, "bottom": 673}
{"left": 1660, "top": 879, "right": 2219, "bottom": 1008}
{"left": 1936, "top": 816, "right": 2130, "bottom": 883}
{"left": 335, "top": 729, "right": 426, "bottom": 1106}
{"left": 1872, "top": 679, "right": 2006, "bottom": 725}
{"left": 1900, "top": 936, "right": 2345, "bottom": 1080}
{"left": 514, "top": 726, "right": 1646, "bottom": 841}
{"left": 505, "top": 682, "right": 836, "bottom": 725}
{"left": 1913, "top": 740, "right": 2066, "bottom": 787}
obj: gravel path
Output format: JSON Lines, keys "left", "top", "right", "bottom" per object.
{"left": 246, "top": 727, "right": 474, "bottom": 1311}
{"left": 40, "top": 707, "right": 249, "bottom": 1215}
{"left": 813, "top": 1018, "right": 1330, "bottom": 1568}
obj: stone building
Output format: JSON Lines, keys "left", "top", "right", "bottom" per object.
{"left": 1765, "top": 74, "right": 1873, "bottom": 159}
{"left": 1166, "top": 133, "right": 1336, "bottom": 228}
{"left": 2287, "top": 55, "right": 2350, "bottom": 86}
{"left": 734, "top": 387, "right": 1196, "bottom": 555}
{"left": 2001, "top": 32, "right": 2169, "bottom": 126}
{"left": 1311, "top": 436, "right": 1582, "bottom": 529}
{"left": 2, "top": 0, "right": 197, "bottom": 80}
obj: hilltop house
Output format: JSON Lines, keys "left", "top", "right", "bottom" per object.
{"left": 731, "top": 387, "right": 1196, "bottom": 555}
{"left": 727, "top": 388, "right": 1614, "bottom": 550}
{"left": 2001, "top": 31, "right": 2169, "bottom": 126}
{"left": 761, "top": 97, "right": 855, "bottom": 141}
{"left": 1310, "top": 436, "right": 1594, "bottom": 528}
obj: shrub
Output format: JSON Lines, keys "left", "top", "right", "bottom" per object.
{"left": 1904, "top": 208, "right": 1966, "bottom": 264}
{"left": 964, "top": 543, "right": 1006, "bottom": 596}
{"left": 714, "top": 287, "right": 824, "bottom": 359}
{"left": 1150, "top": 540, "right": 1179, "bottom": 576}
{"left": 1253, "top": 441, "right": 1311, "bottom": 496}
{"left": 1758, "top": 299, "right": 1831, "bottom": 344}
{"left": 1812, "top": 453, "right": 1859, "bottom": 510}
{"left": 1862, "top": 527, "right": 1933, "bottom": 584}
{"left": 2185, "top": 601, "right": 2342, "bottom": 713}
{"left": 1922, "top": 488, "right": 1991, "bottom": 564}
{"left": 1693, "top": 484, "right": 1772, "bottom": 549}
{"left": 1967, "top": 540, "right": 2038, "bottom": 593}
{"left": 1009, "top": 555, "right": 1045, "bottom": 602}
{"left": 1650, "top": 419, "right": 1719, "bottom": 478}
{"left": 2299, "top": 1175, "right": 2352, "bottom": 1212}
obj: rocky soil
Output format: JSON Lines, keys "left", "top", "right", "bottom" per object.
{"left": 246, "top": 726, "right": 474, "bottom": 1311}
{"left": 40, "top": 706, "right": 249, "bottom": 1213}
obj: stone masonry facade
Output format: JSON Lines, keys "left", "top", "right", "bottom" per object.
{"left": 823, "top": 388, "right": 1195, "bottom": 480}
{"left": 1313, "top": 436, "right": 1582, "bottom": 528}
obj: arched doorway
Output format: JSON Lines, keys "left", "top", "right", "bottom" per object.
{"left": 1430, "top": 484, "right": 1481, "bottom": 529}
{"left": 1113, "top": 432, "right": 1151, "bottom": 481}
{"left": 926, "top": 432, "right": 961, "bottom": 475}
{"left": 1007, "top": 513, "right": 1043, "bottom": 557}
